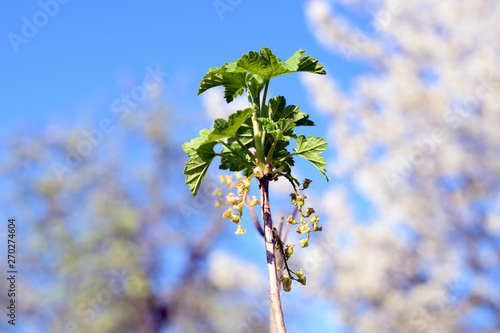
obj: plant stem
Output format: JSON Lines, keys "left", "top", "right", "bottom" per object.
{"left": 260, "top": 80, "right": 270, "bottom": 152}
{"left": 252, "top": 109, "right": 266, "bottom": 164}
{"left": 258, "top": 178, "right": 287, "bottom": 333}
{"left": 261, "top": 80, "right": 270, "bottom": 115}
{"left": 232, "top": 136, "right": 256, "bottom": 161}
{"left": 266, "top": 133, "right": 280, "bottom": 164}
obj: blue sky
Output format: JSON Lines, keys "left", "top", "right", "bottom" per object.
{"left": 1, "top": 1, "right": 368, "bottom": 132}
{"left": 1, "top": 1, "right": 373, "bottom": 332}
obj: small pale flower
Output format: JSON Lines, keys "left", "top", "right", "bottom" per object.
{"left": 226, "top": 192, "right": 240, "bottom": 205}
{"left": 249, "top": 196, "right": 260, "bottom": 207}
{"left": 235, "top": 224, "right": 246, "bottom": 235}
{"left": 296, "top": 224, "right": 310, "bottom": 234}
{"left": 310, "top": 214, "right": 320, "bottom": 223}
{"left": 233, "top": 201, "right": 244, "bottom": 213}
{"left": 222, "top": 208, "right": 232, "bottom": 219}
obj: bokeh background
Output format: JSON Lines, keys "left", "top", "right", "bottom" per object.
{"left": 1, "top": 0, "right": 500, "bottom": 332}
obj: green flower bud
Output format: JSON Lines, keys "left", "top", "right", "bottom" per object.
{"left": 237, "top": 186, "right": 244, "bottom": 195}
{"left": 305, "top": 207, "right": 315, "bottom": 218}
{"left": 230, "top": 213, "right": 241, "bottom": 223}
{"left": 296, "top": 269, "right": 306, "bottom": 286}
{"left": 299, "top": 238, "right": 309, "bottom": 248}
{"left": 303, "top": 178, "right": 312, "bottom": 189}
{"left": 313, "top": 222, "right": 323, "bottom": 232}
{"left": 285, "top": 244, "right": 295, "bottom": 256}
{"left": 243, "top": 178, "right": 251, "bottom": 188}
{"left": 286, "top": 215, "right": 297, "bottom": 225}
{"left": 290, "top": 193, "right": 297, "bottom": 206}
{"left": 235, "top": 171, "right": 242, "bottom": 181}
{"left": 281, "top": 274, "right": 292, "bottom": 292}
{"left": 310, "top": 214, "right": 320, "bottom": 223}
{"left": 297, "top": 195, "right": 306, "bottom": 207}
{"left": 219, "top": 175, "right": 226, "bottom": 184}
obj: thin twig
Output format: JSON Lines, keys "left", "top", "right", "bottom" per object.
{"left": 246, "top": 194, "right": 265, "bottom": 237}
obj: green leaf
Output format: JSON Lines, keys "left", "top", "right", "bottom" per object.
{"left": 292, "top": 135, "right": 329, "bottom": 181}
{"left": 197, "top": 63, "right": 247, "bottom": 103}
{"left": 246, "top": 74, "right": 266, "bottom": 103}
{"left": 235, "top": 118, "right": 255, "bottom": 146}
{"left": 183, "top": 142, "right": 217, "bottom": 196}
{"left": 219, "top": 139, "right": 251, "bottom": 172}
{"left": 183, "top": 108, "right": 253, "bottom": 154}
{"left": 196, "top": 48, "right": 324, "bottom": 104}
{"left": 273, "top": 148, "right": 295, "bottom": 174}
{"left": 266, "top": 96, "right": 314, "bottom": 127}
{"left": 197, "top": 63, "right": 266, "bottom": 104}
{"left": 208, "top": 108, "right": 254, "bottom": 142}
{"left": 297, "top": 55, "right": 327, "bottom": 75}
{"left": 233, "top": 47, "right": 326, "bottom": 80}
{"left": 181, "top": 129, "right": 212, "bottom": 155}
{"left": 258, "top": 118, "right": 295, "bottom": 140}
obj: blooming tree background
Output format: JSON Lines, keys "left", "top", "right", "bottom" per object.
{"left": 1, "top": 0, "right": 499, "bottom": 332}
{"left": 300, "top": 0, "right": 500, "bottom": 332}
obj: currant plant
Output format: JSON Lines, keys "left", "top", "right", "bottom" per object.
{"left": 182, "top": 47, "right": 328, "bottom": 333}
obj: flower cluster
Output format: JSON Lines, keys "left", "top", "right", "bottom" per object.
{"left": 213, "top": 172, "right": 259, "bottom": 235}
{"left": 288, "top": 179, "right": 323, "bottom": 248}
{"left": 275, "top": 178, "right": 323, "bottom": 292}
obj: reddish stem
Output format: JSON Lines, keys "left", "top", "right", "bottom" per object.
{"left": 259, "top": 178, "right": 287, "bottom": 333}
